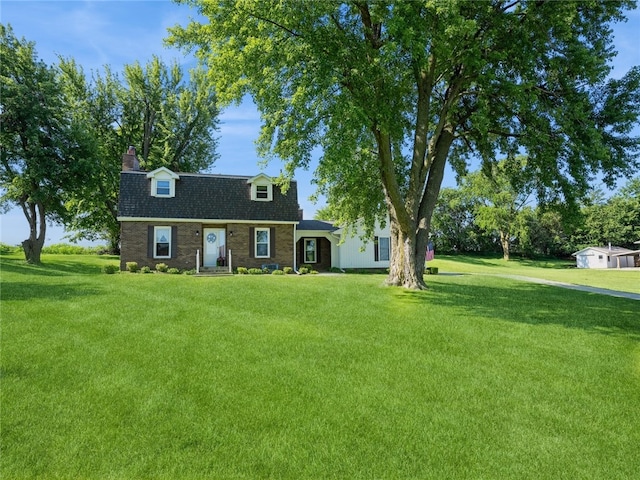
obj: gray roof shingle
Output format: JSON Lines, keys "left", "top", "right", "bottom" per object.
{"left": 297, "top": 219, "right": 338, "bottom": 232}
{"left": 118, "top": 171, "right": 299, "bottom": 222}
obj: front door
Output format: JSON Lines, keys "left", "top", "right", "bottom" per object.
{"left": 203, "top": 228, "right": 226, "bottom": 267}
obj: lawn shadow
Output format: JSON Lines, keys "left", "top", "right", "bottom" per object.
{"left": 1, "top": 281, "right": 102, "bottom": 301}
{"left": 399, "top": 277, "right": 640, "bottom": 341}
{"left": 0, "top": 256, "right": 109, "bottom": 277}
{"left": 440, "top": 254, "right": 573, "bottom": 270}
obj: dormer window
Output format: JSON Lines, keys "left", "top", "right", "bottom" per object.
{"left": 248, "top": 174, "right": 273, "bottom": 201}
{"left": 147, "top": 167, "right": 179, "bottom": 198}
{"left": 156, "top": 180, "right": 171, "bottom": 196}
{"left": 256, "top": 185, "right": 269, "bottom": 199}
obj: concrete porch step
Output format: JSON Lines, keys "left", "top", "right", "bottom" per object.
{"left": 195, "top": 266, "right": 232, "bottom": 276}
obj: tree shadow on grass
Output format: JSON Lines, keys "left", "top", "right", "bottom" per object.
{"left": 1, "top": 281, "right": 102, "bottom": 301}
{"left": 440, "top": 254, "right": 573, "bottom": 270}
{"left": 399, "top": 277, "right": 640, "bottom": 341}
{"left": 0, "top": 256, "right": 108, "bottom": 277}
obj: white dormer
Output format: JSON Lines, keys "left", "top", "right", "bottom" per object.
{"left": 147, "top": 167, "right": 180, "bottom": 198}
{"left": 248, "top": 173, "right": 273, "bottom": 201}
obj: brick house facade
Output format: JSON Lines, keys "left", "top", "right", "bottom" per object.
{"left": 117, "top": 150, "right": 300, "bottom": 272}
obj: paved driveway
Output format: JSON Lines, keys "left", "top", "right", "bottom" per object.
{"left": 494, "top": 274, "right": 640, "bottom": 301}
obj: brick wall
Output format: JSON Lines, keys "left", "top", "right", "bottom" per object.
{"left": 120, "top": 221, "right": 295, "bottom": 271}
{"left": 120, "top": 221, "right": 202, "bottom": 271}
{"left": 227, "top": 223, "right": 295, "bottom": 270}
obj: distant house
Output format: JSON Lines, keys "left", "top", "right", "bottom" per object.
{"left": 117, "top": 149, "right": 300, "bottom": 272}
{"left": 572, "top": 246, "right": 640, "bottom": 269}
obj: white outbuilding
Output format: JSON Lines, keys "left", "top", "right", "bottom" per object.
{"left": 572, "top": 245, "right": 640, "bottom": 269}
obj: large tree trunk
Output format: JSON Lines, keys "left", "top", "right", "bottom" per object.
{"left": 21, "top": 200, "right": 46, "bottom": 264}
{"left": 386, "top": 220, "right": 426, "bottom": 290}
{"left": 500, "top": 231, "right": 510, "bottom": 261}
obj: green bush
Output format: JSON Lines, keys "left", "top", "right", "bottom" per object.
{"left": 310, "top": 270, "right": 319, "bottom": 275}
{"left": 167, "top": 268, "right": 181, "bottom": 274}
{"left": 298, "top": 267, "right": 309, "bottom": 275}
{"left": 183, "top": 269, "right": 197, "bottom": 275}
{"left": 0, "top": 243, "right": 19, "bottom": 254}
{"left": 248, "top": 268, "right": 263, "bottom": 275}
{"left": 42, "top": 243, "right": 103, "bottom": 255}
{"left": 125, "top": 262, "right": 139, "bottom": 273}
{"left": 237, "top": 267, "right": 248, "bottom": 275}
{"left": 102, "top": 264, "right": 118, "bottom": 274}
{"left": 155, "top": 263, "right": 168, "bottom": 273}
{"left": 271, "top": 269, "right": 284, "bottom": 275}
{"left": 283, "top": 266, "right": 293, "bottom": 275}
{"left": 329, "top": 267, "right": 343, "bottom": 273}
{"left": 140, "top": 266, "right": 152, "bottom": 274}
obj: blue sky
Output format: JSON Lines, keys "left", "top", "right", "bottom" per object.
{"left": 1, "top": 0, "right": 639, "bottom": 246}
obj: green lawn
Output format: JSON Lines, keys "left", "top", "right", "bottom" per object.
{"left": 428, "top": 254, "right": 640, "bottom": 294}
{"left": 1, "top": 253, "right": 639, "bottom": 479}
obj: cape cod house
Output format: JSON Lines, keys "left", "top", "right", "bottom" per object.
{"left": 117, "top": 148, "right": 395, "bottom": 272}
{"left": 117, "top": 148, "right": 300, "bottom": 272}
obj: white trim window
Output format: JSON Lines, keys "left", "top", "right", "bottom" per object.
{"left": 374, "top": 236, "right": 390, "bottom": 262}
{"left": 304, "top": 239, "right": 317, "bottom": 263}
{"left": 156, "top": 180, "right": 171, "bottom": 196}
{"left": 154, "top": 226, "right": 172, "bottom": 258}
{"left": 147, "top": 167, "right": 179, "bottom": 198}
{"left": 251, "top": 183, "right": 273, "bottom": 201}
{"left": 248, "top": 174, "right": 274, "bottom": 201}
{"left": 255, "top": 228, "right": 270, "bottom": 258}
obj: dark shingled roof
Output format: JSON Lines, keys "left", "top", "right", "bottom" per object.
{"left": 118, "top": 171, "right": 299, "bottom": 222}
{"left": 297, "top": 219, "right": 338, "bottom": 232}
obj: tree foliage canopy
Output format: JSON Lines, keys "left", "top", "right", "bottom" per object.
{"left": 58, "top": 56, "right": 220, "bottom": 252}
{"left": 0, "top": 24, "right": 95, "bottom": 263}
{"left": 170, "top": 0, "right": 639, "bottom": 288}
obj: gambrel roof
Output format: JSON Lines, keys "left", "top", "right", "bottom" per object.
{"left": 118, "top": 171, "right": 299, "bottom": 222}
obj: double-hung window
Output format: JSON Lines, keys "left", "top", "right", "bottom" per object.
{"left": 155, "top": 226, "right": 171, "bottom": 258}
{"left": 255, "top": 228, "right": 270, "bottom": 258}
{"left": 304, "top": 239, "right": 317, "bottom": 263}
{"left": 374, "top": 236, "right": 390, "bottom": 262}
{"left": 156, "top": 180, "right": 171, "bottom": 196}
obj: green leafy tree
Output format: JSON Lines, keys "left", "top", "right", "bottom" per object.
{"left": 571, "top": 177, "right": 640, "bottom": 249}
{"left": 431, "top": 187, "right": 492, "bottom": 254}
{"left": 0, "top": 25, "right": 95, "bottom": 263}
{"left": 461, "top": 158, "right": 535, "bottom": 260}
{"left": 169, "top": 0, "right": 640, "bottom": 289}
{"left": 58, "top": 56, "right": 220, "bottom": 252}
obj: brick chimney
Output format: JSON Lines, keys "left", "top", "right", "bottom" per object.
{"left": 122, "top": 146, "right": 140, "bottom": 171}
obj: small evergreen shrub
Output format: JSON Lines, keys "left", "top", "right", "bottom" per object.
{"left": 140, "top": 266, "right": 152, "bottom": 274}
{"left": 271, "top": 269, "right": 284, "bottom": 275}
{"left": 329, "top": 267, "right": 343, "bottom": 273}
{"left": 298, "top": 267, "right": 309, "bottom": 275}
{"left": 237, "top": 267, "right": 248, "bottom": 275}
{"left": 125, "top": 261, "right": 139, "bottom": 273}
{"left": 103, "top": 264, "right": 118, "bottom": 274}
{"left": 183, "top": 269, "right": 197, "bottom": 275}
{"left": 167, "top": 268, "right": 181, "bottom": 274}
{"left": 310, "top": 270, "right": 319, "bottom": 275}
{"left": 283, "top": 266, "right": 293, "bottom": 275}
{"left": 155, "top": 263, "right": 168, "bottom": 273}
{"left": 248, "top": 268, "right": 263, "bottom": 275}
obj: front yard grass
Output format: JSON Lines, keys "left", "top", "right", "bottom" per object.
{"left": 1, "top": 253, "right": 639, "bottom": 479}
{"left": 428, "top": 254, "right": 640, "bottom": 293}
